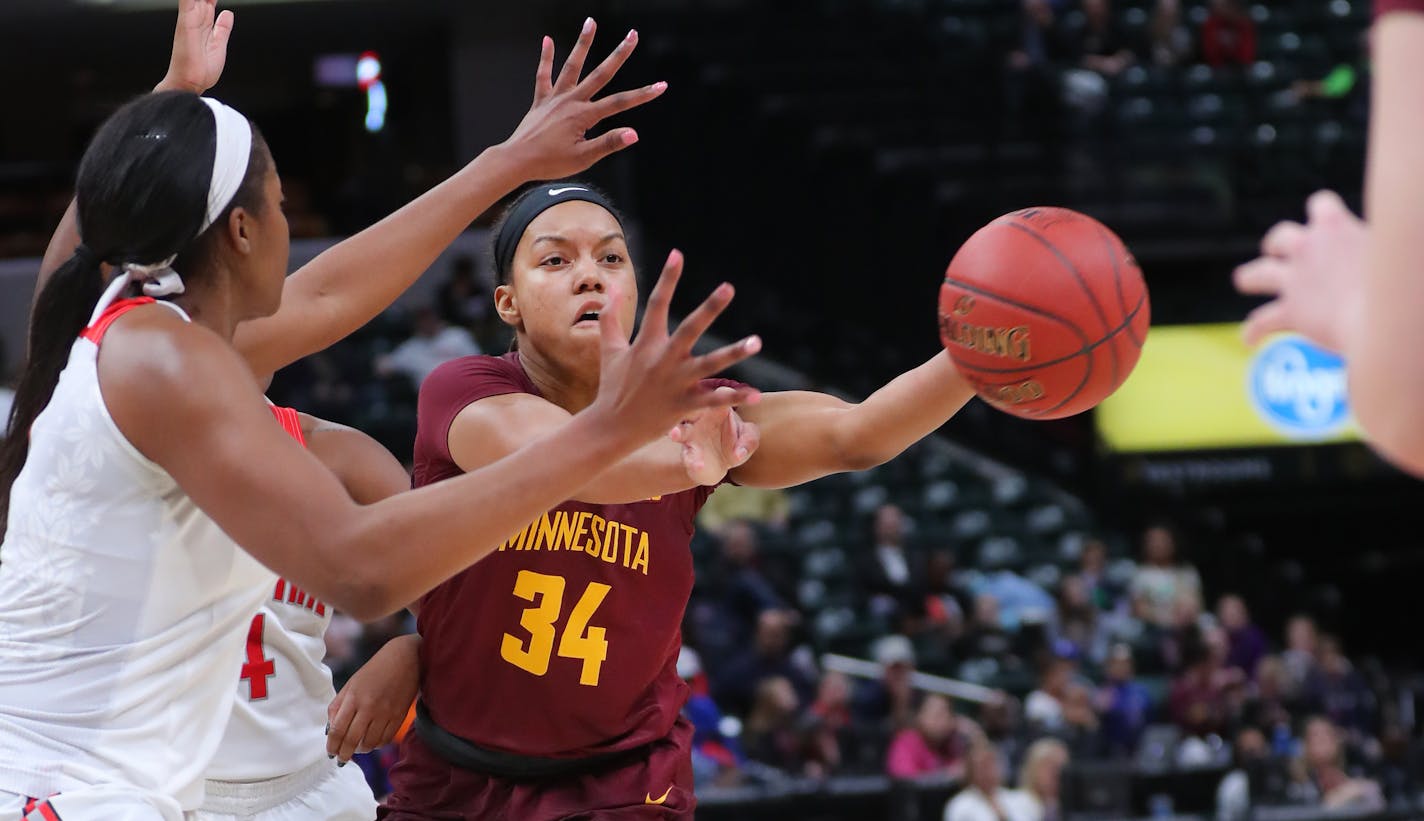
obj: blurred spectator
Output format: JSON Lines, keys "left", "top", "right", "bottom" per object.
{"left": 920, "top": 549, "right": 973, "bottom": 641}
{"left": 1237, "top": 655, "right": 1296, "bottom": 747}
{"left": 741, "top": 676, "right": 807, "bottom": 774}
{"left": 434, "top": 256, "right": 493, "bottom": 336}
{"left": 679, "top": 647, "right": 745, "bottom": 788}
{"left": 1053, "top": 574, "right": 1105, "bottom": 662}
{"left": 374, "top": 306, "right": 480, "bottom": 387}
{"left": 1008, "top": 0, "right": 1072, "bottom": 72}
{"left": 1216, "top": 594, "right": 1267, "bottom": 678}
{"left": 979, "top": 696, "right": 1026, "bottom": 775}
{"left": 1058, "top": 682, "right": 1103, "bottom": 759}
{"left": 1169, "top": 628, "right": 1241, "bottom": 738}
{"left": 862, "top": 504, "right": 918, "bottom": 621}
{"left": 1141, "top": 0, "right": 1194, "bottom": 67}
{"left": 1288, "top": 716, "right": 1385, "bottom": 811}
{"left": 323, "top": 612, "right": 364, "bottom": 687}
{"left": 809, "top": 670, "right": 864, "bottom": 771}
{"left": 1076, "top": 538, "right": 1121, "bottom": 611}
{"left": 1076, "top": 0, "right": 1136, "bottom": 78}
{"left": 855, "top": 635, "right": 919, "bottom": 732}
{"left": 716, "top": 520, "right": 788, "bottom": 637}
{"left": 715, "top": 609, "right": 815, "bottom": 716}
{"left": 1316, "top": 635, "right": 1376, "bottom": 740}
{"left": 1282, "top": 614, "right": 1322, "bottom": 700}
{"left": 1097, "top": 644, "right": 1153, "bottom": 757}
{"left": 697, "top": 485, "right": 790, "bottom": 535}
{"left": 886, "top": 693, "right": 974, "bottom": 780}
{"left": 1013, "top": 738, "right": 1069, "bottom": 821}
{"left": 976, "top": 570, "right": 1056, "bottom": 632}
{"left": 1200, "top": 0, "right": 1256, "bottom": 67}
{"left": 1026, "top": 656, "right": 1076, "bottom": 732}
{"left": 1216, "top": 727, "right": 1277, "bottom": 820}
{"left": 956, "top": 594, "right": 1017, "bottom": 670}
{"left": 943, "top": 740, "right": 1037, "bottom": 821}
{"left": 1129, "top": 524, "right": 1201, "bottom": 628}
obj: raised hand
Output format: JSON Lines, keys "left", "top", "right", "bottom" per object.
{"left": 155, "top": 0, "right": 234, "bottom": 95}
{"left": 672, "top": 400, "right": 761, "bottom": 487}
{"left": 500, "top": 18, "right": 668, "bottom": 180}
{"left": 1234, "top": 191, "right": 1367, "bottom": 352}
{"left": 592, "top": 250, "right": 761, "bottom": 446}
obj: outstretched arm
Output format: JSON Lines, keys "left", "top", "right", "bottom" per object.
{"left": 728, "top": 351, "right": 975, "bottom": 488}
{"left": 233, "top": 20, "right": 666, "bottom": 379}
{"left": 36, "top": 0, "right": 233, "bottom": 305}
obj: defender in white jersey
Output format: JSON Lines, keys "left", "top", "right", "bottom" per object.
{"left": 0, "top": 8, "right": 754, "bottom": 818}
{"left": 196, "top": 406, "right": 407, "bottom": 821}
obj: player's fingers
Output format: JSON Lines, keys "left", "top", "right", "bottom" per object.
{"left": 689, "top": 336, "right": 763, "bottom": 380}
{"left": 336, "top": 711, "right": 373, "bottom": 763}
{"left": 735, "top": 419, "right": 762, "bottom": 463}
{"left": 1261, "top": 220, "right": 1305, "bottom": 259}
{"left": 1306, "top": 190, "right": 1352, "bottom": 226}
{"left": 212, "top": 9, "right": 234, "bottom": 45}
{"left": 576, "top": 29, "right": 639, "bottom": 98}
{"left": 691, "top": 384, "right": 763, "bottom": 410}
{"left": 326, "top": 692, "right": 358, "bottom": 758}
{"left": 639, "top": 250, "right": 683, "bottom": 342}
{"left": 598, "top": 282, "right": 631, "bottom": 355}
{"left": 1242, "top": 301, "right": 1292, "bottom": 347}
{"left": 534, "top": 36, "right": 555, "bottom": 101}
{"left": 577, "top": 128, "right": 640, "bottom": 168}
{"left": 1233, "top": 257, "right": 1289, "bottom": 296}
{"left": 589, "top": 82, "right": 668, "bottom": 123}
{"left": 554, "top": 17, "right": 597, "bottom": 93}
{"left": 669, "top": 283, "right": 735, "bottom": 353}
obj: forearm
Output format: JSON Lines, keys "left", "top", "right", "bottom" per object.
{"left": 572, "top": 436, "right": 698, "bottom": 504}
{"left": 1353, "top": 13, "right": 1424, "bottom": 474}
{"left": 234, "top": 142, "right": 531, "bottom": 377}
{"left": 321, "top": 412, "right": 638, "bottom": 619}
{"left": 832, "top": 352, "right": 975, "bottom": 466}
{"left": 734, "top": 352, "right": 974, "bottom": 487}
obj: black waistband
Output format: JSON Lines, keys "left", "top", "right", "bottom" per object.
{"left": 413, "top": 701, "right": 652, "bottom": 781}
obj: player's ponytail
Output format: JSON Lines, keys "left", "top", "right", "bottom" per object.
{"left": 0, "top": 91, "right": 269, "bottom": 541}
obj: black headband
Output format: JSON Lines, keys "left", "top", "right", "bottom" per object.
{"left": 493, "top": 184, "right": 623, "bottom": 281}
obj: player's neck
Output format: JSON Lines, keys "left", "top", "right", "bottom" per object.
{"left": 519, "top": 345, "right": 599, "bottom": 413}
{"left": 172, "top": 275, "right": 244, "bottom": 341}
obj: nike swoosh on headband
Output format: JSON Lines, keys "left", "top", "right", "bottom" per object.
{"left": 548, "top": 186, "right": 589, "bottom": 196}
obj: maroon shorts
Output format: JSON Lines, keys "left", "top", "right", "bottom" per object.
{"left": 378, "top": 717, "right": 695, "bottom": 821}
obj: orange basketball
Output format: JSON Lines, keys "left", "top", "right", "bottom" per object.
{"left": 939, "top": 208, "right": 1150, "bottom": 420}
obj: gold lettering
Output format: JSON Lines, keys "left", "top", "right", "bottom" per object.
{"left": 554, "top": 510, "right": 575, "bottom": 552}
{"left": 631, "top": 531, "right": 650, "bottom": 575}
{"left": 600, "top": 522, "right": 620, "bottom": 563}
{"left": 620, "top": 523, "right": 639, "bottom": 567}
{"left": 589, "top": 515, "right": 605, "bottom": 557}
{"left": 573, "top": 511, "right": 592, "bottom": 554}
{"left": 994, "top": 379, "right": 1045, "bottom": 404}
{"left": 604, "top": 520, "right": 621, "bottom": 559}
{"left": 533, "top": 512, "right": 557, "bottom": 551}
{"left": 940, "top": 317, "right": 1032, "bottom": 362}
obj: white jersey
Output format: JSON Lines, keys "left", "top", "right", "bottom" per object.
{"left": 0, "top": 298, "right": 275, "bottom": 813}
{"left": 206, "top": 407, "right": 338, "bottom": 783}
{"left": 207, "top": 575, "right": 337, "bottom": 781}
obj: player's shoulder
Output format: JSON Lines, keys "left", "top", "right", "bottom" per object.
{"left": 424, "top": 352, "right": 527, "bottom": 392}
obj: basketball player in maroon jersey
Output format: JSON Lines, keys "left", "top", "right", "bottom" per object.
{"left": 337, "top": 183, "right": 980, "bottom": 819}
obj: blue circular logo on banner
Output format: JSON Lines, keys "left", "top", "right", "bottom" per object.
{"left": 1248, "top": 336, "right": 1350, "bottom": 438}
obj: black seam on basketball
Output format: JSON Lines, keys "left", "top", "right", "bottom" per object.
{"left": 941, "top": 286, "right": 1146, "bottom": 375}
{"left": 1005, "top": 221, "right": 1114, "bottom": 337}
{"left": 1098, "top": 226, "right": 1144, "bottom": 349}
{"left": 941, "top": 277, "right": 1093, "bottom": 348}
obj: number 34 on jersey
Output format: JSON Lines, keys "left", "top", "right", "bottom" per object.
{"left": 500, "top": 570, "right": 611, "bottom": 686}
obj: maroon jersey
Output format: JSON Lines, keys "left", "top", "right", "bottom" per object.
{"left": 413, "top": 352, "right": 730, "bottom": 759}
{"left": 1378, "top": 0, "right": 1424, "bottom": 14}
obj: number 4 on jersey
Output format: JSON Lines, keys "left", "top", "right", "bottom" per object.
{"left": 240, "top": 613, "right": 276, "bottom": 700}
{"left": 500, "top": 570, "right": 611, "bottom": 686}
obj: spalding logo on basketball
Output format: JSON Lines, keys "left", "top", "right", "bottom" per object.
{"left": 1247, "top": 336, "right": 1350, "bottom": 438}
{"left": 939, "top": 207, "right": 1150, "bottom": 420}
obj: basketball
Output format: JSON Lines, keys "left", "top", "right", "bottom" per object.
{"left": 938, "top": 207, "right": 1150, "bottom": 420}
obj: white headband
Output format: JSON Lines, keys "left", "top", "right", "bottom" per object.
{"left": 86, "top": 97, "right": 254, "bottom": 326}
{"left": 199, "top": 96, "right": 254, "bottom": 233}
